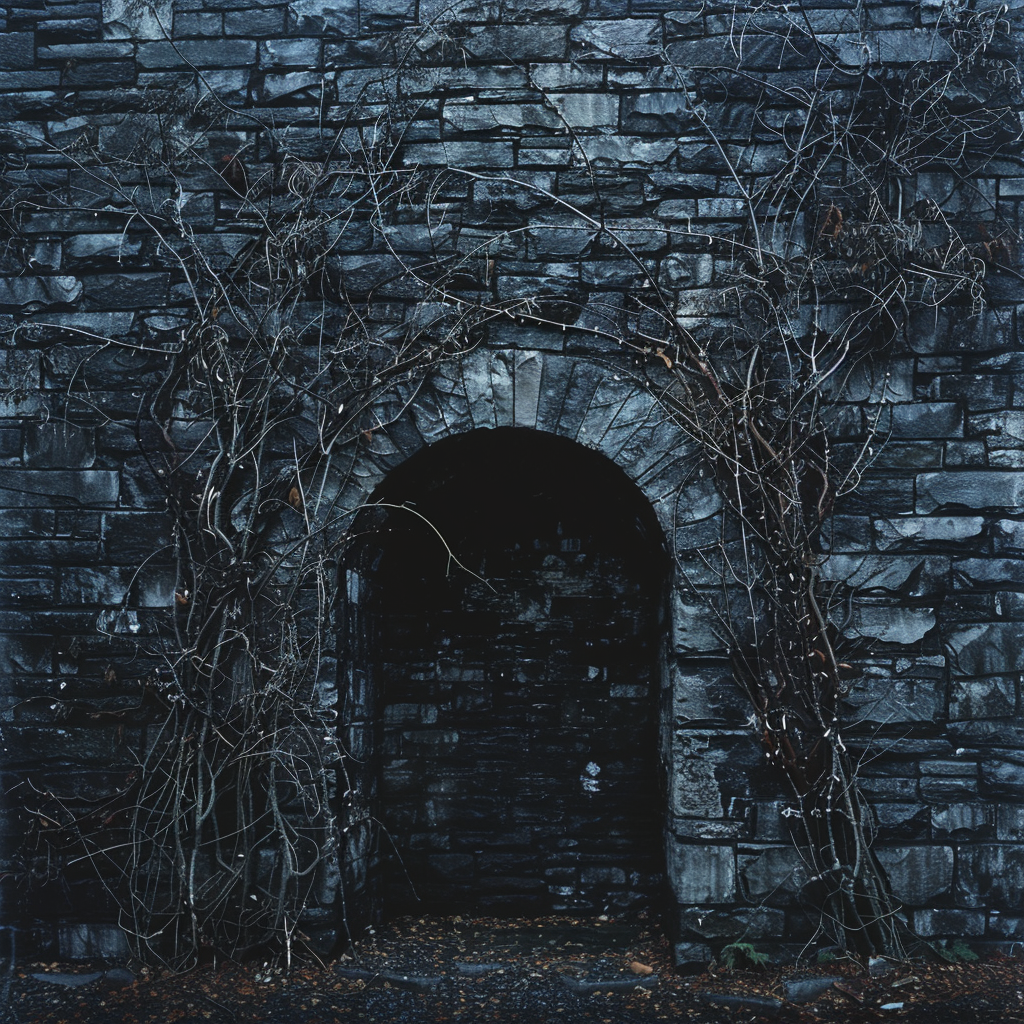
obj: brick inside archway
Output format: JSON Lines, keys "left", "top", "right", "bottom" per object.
{"left": 351, "top": 427, "right": 669, "bottom": 917}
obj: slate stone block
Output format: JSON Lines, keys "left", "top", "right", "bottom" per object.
{"left": 138, "top": 39, "right": 257, "bottom": 68}
{"left": 666, "top": 843, "right": 736, "bottom": 903}
{"left": 175, "top": 11, "right": 224, "bottom": 35}
{"left": 917, "top": 471, "right": 1024, "bottom": 512}
{"left": 0, "top": 470, "right": 119, "bottom": 509}
{"left": 931, "top": 803, "right": 993, "bottom": 837}
{"left": 946, "top": 623, "right": 1022, "bottom": 678}
{"left": 959, "top": 845, "right": 1024, "bottom": 911}
{"left": 259, "top": 37, "right": 321, "bottom": 67}
{"left": 875, "top": 845, "right": 953, "bottom": 905}
{"left": 25, "top": 423, "right": 96, "bottom": 469}
{"left": 571, "top": 18, "right": 662, "bottom": 59}
{"left": 58, "top": 924, "right": 129, "bottom": 960}
{"left": 0, "top": 33, "right": 34, "bottom": 70}
{"left": 912, "top": 908, "right": 986, "bottom": 938}
{"left": 873, "top": 515, "right": 984, "bottom": 550}
{"left": 223, "top": 8, "right": 284, "bottom": 34}
{"left": 463, "top": 24, "right": 569, "bottom": 61}
{"left": 0, "top": 276, "right": 83, "bottom": 312}
{"left": 737, "top": 846, "right": 808, "bottom": 905}
{"left": 980, "top": 755, "right": 1024, "bottom": 798}
{"left": 61, "top": 62, "right": 136, "bottom": 87}
{"left": 845, "top": 605, "right": 936, "bottom": 645}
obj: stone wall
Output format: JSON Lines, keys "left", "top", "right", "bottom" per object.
{"left": 1, "top": 0, "right": 1023, "bottom": 961}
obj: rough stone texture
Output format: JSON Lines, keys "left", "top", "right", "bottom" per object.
{"left": 0, "top": 0, "right": 1021, "bottom": 960}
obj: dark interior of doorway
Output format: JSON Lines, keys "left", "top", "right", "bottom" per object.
{"left": 352, "top": 427, "right": 668, "bottom": 919}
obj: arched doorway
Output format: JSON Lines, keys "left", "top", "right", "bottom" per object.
{"left": 341, "top": 427, "right": 669, "bottom": 921}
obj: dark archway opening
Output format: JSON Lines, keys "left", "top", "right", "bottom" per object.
{"left": 344, "top": 427, "right": 668, "bottom": 921}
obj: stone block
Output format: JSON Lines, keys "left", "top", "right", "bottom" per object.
{"left": 403, "top": 142, "right": 515, "bottom": 168}
{"left": 917, "top": 471, "right": 1024, "bottom": 512}
{"left": 224, "top": 8, "right": 284, "bottom": 34}
{"left": 737, "top": 846, "right": 808, "bottom": 905}
{"left": 176, "top": 11, "right": 225, "bottom": 35}
{"left": 954, "top": 557, "right": 1024, "bottom": 588}
{"left": 677, "top": 905, "right": 785, "bottom": 941}
{"left": 845, "top": 605, "right": 936, "bottom": 645}
{"left": 959, "top": 846, "right": 1024, "bottom": 911}
{"left": 873, "top": 803, "right": 930, "bottom": 842}
{"left": 912, "top": 908, "right": 986, "bottom": 938}
{"left": 998, "top": 806, "right": 1024, "bottom": 843}
{"left": 950, "top": 678, "right": 1016, "bottom": 721}
{"left": 443, "top": 100, "right": 560, "bottom": 133}
{"left": 104, "top": 0, "right": 173, "bottom": 39}
{"left": 138, "top": 39, "right": 258, "bottom": 69}
{"left": 669, "top": 735, "right": 725, "bottom": 817}
{"left": 873, "top": 515, "right": 984, "bottom": 550}
{"left": 550, "top": 92, "right": 620, "bottom": 129}
{"left": 671, "top": 593, "right": 725, "bottom": 654}
{"left": 259, "top": 37, "right": 322, "bottom": 67}
{"left": 666, "top": 843, "right": 736, "bottom": 903}
{"left": 0, "top": 276, "right": 83, "bottom": 312}
{"left": 463, "top": 24, "right": 569, "bottom": 61}
{"left": 512, "top": 349, "right": 543, "bottom": 429}
{"left": 882, "top": 402, "right": 962, "bottom": 439}
{"left": 673, "top": 941, "right": 713, "bottom": 969}
{"left": 58, "top": 924, "right": 129, "bottom": 959}
{"left": 946, "top": 623, "right": 1022, "bottom": 678}
{"left": 844, "top": 675, "right": 944, "bottom": 725}
{"left": 0, "top": 33, "right": 34, "bottom": 71}
{"left": 875, "top": 845, "right": 953, "bottom": 905}
{"left": 571, "top": 18, "right": 663, "bottom": 59}
{"left": 0, "top": 470, "right": 119, "bottom": 509}
{"left": 624, "top": 91, "right": 695, "bottom": 132}
{"left": 25, "top": 423, "right": 96, "bottom": 469}
{"left": 980, "top": 755, "right": 1024, "bottom": 798}
{"left": 931, "top": 804, "right": 993, "bottom": 837}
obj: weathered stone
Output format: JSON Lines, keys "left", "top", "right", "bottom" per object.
{"left": 959, "top": 846, "right": 1024, "bottom": 911}
{"left": 845, "top": 605, "right": 936, "bottom": 645}
{"left": 259, "top": 38, "right": 322, "bottom": 67}
{"left": 0, "top": 470, "right": 119, "bottom": 509}
{"left": 463, "top": 24, "right": 569, "bottom": 61}
{"left": 917, "top": 471, "right": 1024, "bottom": 512}
{"left": 0, "top": 33, "right": 34, "bottom": 70}
{"left": 666, "top": 843, "right": 736, "bottom": 903}
{"left": 784, "top": 976, "right": 843, "bottom": 1004}
{"left": 738, "top": 846, "right": 808, "bottom": 905}
{"left": 844, "top": 675, "right": 943, "bottom": 724}
{"left": 30, "top": 972, "right": 103, "bottom": 988}
{"left": 673, "top": 941, "right": 713, "bottom": 970}
{"left": 875, "top": 845, "right": 953, "bottom": 905}
{"left": 571, "top": 18, "right": 663, "bottom": 59}
{"left": 950, "top": 678, "right": 1016, "bottom": 720}
{"left": 0, "top": 276, "right": 82, "bottom": 311}
{"left": 913, "top": 909, "right": 986, "bottom": 937}
{"left": 873, "top": 515, "right": 984, "bottom": 549}
{"left": 138, "top": 39, "right": 258, "bottom": 68}
{"left": 58, "top": 923, "right": 129, "bottom": 959}
{"left": 980, "top": 755, "right": 1024, "bottom": 798}
{"left": 25, "top": 423, "right": 96, "bottom": 469}
{"left": 946, "top": 623, "right": 1022, "bottom": 677}
{"left": 677, "top": 905, "right": 785, "bottom": 942}
{"left": 931, "top": 804, "right": 993, "bottom": 837}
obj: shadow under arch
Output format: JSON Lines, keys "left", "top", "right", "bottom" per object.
{"left": 337, "top": 426, "right": 671, "bottom": 934}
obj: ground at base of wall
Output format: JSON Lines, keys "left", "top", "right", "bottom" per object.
{"left": 8, "top": 914, "right": 1024, "bottom": 1024}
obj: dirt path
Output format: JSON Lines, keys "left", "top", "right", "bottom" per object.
{"left": 9, "top": 914, "right": 1024, "bottom": 1023}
